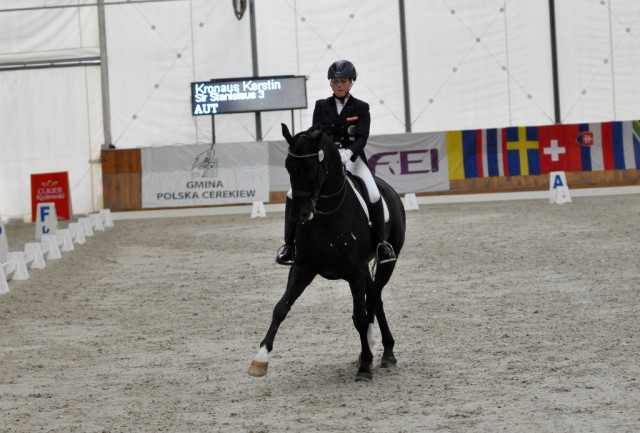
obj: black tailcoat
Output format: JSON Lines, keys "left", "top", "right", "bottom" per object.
{"left": 312, "top": 95, "right": 371, "bottom": 164}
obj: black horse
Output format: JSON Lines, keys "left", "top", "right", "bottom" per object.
{"left": 248, "top": 124, "right": 406, "bottom": 382}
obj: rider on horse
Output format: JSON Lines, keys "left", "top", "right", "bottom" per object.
{"left": 276, "top": 60, "right": 397, "bottom": 266}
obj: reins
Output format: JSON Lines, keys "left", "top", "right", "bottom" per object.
{"left": 287, "top": 148, "right": 348, "bottom": 215}
{"left": 315, "top": 175, "right": 347, "bottom": 215}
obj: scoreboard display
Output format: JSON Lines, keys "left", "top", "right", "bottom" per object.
{"left": 191, "top": 75, "right": 307, "bottom": 116}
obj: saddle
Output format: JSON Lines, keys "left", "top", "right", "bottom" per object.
{"left": 345, "top": 173, "right": 390, "bottom": 224}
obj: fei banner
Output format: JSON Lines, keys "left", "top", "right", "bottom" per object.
{"left": 267, "top": 131, "right": 450, "bottom": 194}
{"left": 366, "top": 132, "right": 449, "bottom": 193}
{"left": 141, "top": 141, "right": 269, "bottom": 208}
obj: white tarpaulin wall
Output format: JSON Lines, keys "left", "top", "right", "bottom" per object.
{"left": 1, "top": 0, "right": 639, "bottom": 220}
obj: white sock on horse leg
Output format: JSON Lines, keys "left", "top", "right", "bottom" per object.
{"left": 255, "top": 345, "right": 270, "bottom": 362}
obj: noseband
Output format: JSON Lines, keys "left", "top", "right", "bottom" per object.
{"left": 287, "top": 148, "right": 347, "bottom": 215}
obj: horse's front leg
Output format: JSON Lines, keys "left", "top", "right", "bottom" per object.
{"left": 248, "top": 265, "right": 316, "bottom": 377}
{"left": 349, "top": 269, "right": 374, "bottom": 382}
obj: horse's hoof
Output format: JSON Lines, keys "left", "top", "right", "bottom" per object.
{"left": 380, "top": 354, "right": 397, "bottom": 368}
{"left": 355, "top": 371, "right": 373, "bottom": 382}
{"left": 248, "top": 360, "right": 269, "bottom": 377}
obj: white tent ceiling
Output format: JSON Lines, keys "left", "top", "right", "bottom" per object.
{"left": 1, "top": 0, "right": 640, "bottom": 220}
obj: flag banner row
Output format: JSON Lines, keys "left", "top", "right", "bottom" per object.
{"left": 446, "top": 120, "right": 640, "bottom": 180}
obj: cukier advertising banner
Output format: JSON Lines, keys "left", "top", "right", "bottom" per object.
{"left": 141, "top": 141, "right": 270, "bottom": 208}
{"left": 30, "top": 171, "right": 72, "bottom": 221}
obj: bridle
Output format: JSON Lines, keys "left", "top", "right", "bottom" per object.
{"left": 287, "top": 147, "right": 347, "bottom": 215}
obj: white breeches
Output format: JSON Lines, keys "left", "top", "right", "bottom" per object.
{"left": 346, "top": 158, "right": 380, "bottom": 203}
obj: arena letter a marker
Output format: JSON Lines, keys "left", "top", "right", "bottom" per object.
{"left": 549, "top": 171, "right": 572, "bottom": 204}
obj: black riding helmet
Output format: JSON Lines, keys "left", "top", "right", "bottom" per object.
{"left": 328, "top": 60, "right": 357, "bottom": 81}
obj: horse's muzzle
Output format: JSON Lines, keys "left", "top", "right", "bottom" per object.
{"left": 289, "top": 199, "right": 315, "bottom": 223}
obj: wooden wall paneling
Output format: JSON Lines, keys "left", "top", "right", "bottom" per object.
{"left": 101, "top": 150, "right": 142, "bottom": 211}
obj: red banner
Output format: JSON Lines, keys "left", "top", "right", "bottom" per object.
{"left": 30, "top": 171, "right": 72, "bottom": 221}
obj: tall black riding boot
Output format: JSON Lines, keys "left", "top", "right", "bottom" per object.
{"left": 275, "top": 197, "right": 296, "bottom": 265}
{"left": 370, "top": 199, "right": 396, "bottom": 264}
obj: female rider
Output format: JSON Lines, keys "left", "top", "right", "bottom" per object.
{"left": 276, "top": 60, "right": 396, "bottom": 266}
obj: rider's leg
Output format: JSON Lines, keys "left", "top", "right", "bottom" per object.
{"left": 349, "top": 159, "right": 396, "bottom": 264}
{"left": 276, "top": 191, "right": 296, "bottom": 265}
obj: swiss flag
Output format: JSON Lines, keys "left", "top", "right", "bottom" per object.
{"left": 538, "top": 124, "right": 583, "bottom": 173}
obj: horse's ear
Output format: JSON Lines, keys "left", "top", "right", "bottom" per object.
{"left": 282, "top": 123, "right": 294, "bottom": 146}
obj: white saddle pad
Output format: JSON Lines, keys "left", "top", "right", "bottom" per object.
{"left": 345, "top": 177, "right": 389, "bottom": 224}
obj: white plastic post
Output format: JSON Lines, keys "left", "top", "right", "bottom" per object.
{"left": 23, "top": 249, "right": 35, "bottom": 269}
{"left": 100, "top": 209, "right": 114, "bottom": 228}
{"left": 25, "top": 243, "right": 46, "bottom": 269}
{"left": 90, "top": 213, "right": 105, "bottom": 231}
{"left": 68, "top": 222, "right": 86, "bottom": 245}
{"left": 403, "top": 193, "right": 419, "bottom": 211}
{"left": 251, "top": 201, "right": 267, "bottom": 218}
{"left": 78, "top": 217, "right": 94, "bottom": 237}
{"left": 41, "top": 234, "right": 62, "bottom": 260}
{"left": 0, "top": 264, "right": 9, "bottom": 295}
{"left": 7, "top": 252, "right": 29, "bottom": 280}
{"left": 2, "top": 259, "right": 16, "bottom": 280}
{"left": 0, "top": 222, "right": 9, "bottom": 263}
{"left": 56, "top": 229, "right": 75, "bottom": 252}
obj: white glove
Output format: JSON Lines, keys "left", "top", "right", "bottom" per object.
{"left": 339, "top": 148, "right": 353, "bottom": 165}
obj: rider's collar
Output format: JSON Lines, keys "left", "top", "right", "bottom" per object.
{"left": 334, "top": 93, "right": 350, "bottom": 104}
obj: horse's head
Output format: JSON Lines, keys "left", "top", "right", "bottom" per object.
{"left": 282, "top": 123, "right": 342, "bottom": 222}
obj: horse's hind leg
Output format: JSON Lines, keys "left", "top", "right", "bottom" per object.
{"left": 248, "top": 266, "right": 316, "bottom": 377}
{"left": 376, "top": 301, "right": 397, "bottom": 368}
{"left": 374, "top": 263, "right": 398, "bottom": 368}
{"left": 349, "top": 271, "right": 374, "bottom": 382}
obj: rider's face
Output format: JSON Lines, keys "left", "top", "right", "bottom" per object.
{"left": 330, "top": 78, "right": 352, "bottom": 98}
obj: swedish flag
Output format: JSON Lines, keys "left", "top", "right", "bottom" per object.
{"left": 505, "top": 127, "right": 540, "bottom": 176}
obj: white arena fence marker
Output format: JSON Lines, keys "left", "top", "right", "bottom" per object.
{"left": 251, "top": 201, "right": 267, "bottom": 218}
{"left": 549, "top": 171, "right": 572, "bottom": 204}
{"left": 403, "top": 193, "right": 419, "bottom": 211}
{"left": 68, "top": 223, "right": 86, "bottom": 245}
{"left": 7, "top": 252, "right": 29, "bottom": 281}
{"left": 0, "top": 222, "right": 9, "bottom": 263}
{"left": 23, "top": 248, "right": 35, "bottom": 269}
{"left": 89, "top": 213, "right": 105, "bottom": 231}
{"left": 2, "top": 257, "right": 17, "bottom": 281}
{"left": 25, "top": 243, "right": 46, "bottom": 269}
{"left": 56, "top": 229, "right": 75, "bottom": 252}
{"left": 78, "top": 217, "right": 94, "bottom": 237}
{"left": 35, "top": 202, "right": 59, "bottom": 241}
{"left": 0, "top": 263, "right": 9, "bottom": 295}
{"left": 40, "top": 234, "right": 62, "bottom": 260}
{"left": 1, "top": 223, "right": 30, "bottom": 281}
{"left": 100, "top": 209, "right": 114, "bottom": 228}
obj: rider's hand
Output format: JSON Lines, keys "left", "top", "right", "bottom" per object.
{"left": 339, "top": 149, "right": 353, "bottom": 165}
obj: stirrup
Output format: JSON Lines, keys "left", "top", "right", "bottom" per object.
{"left": 275, "top": 244, "right": 295, "bottom": 265}
{"left": 376, "top": 241, "right": 396, "bottom": 264}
